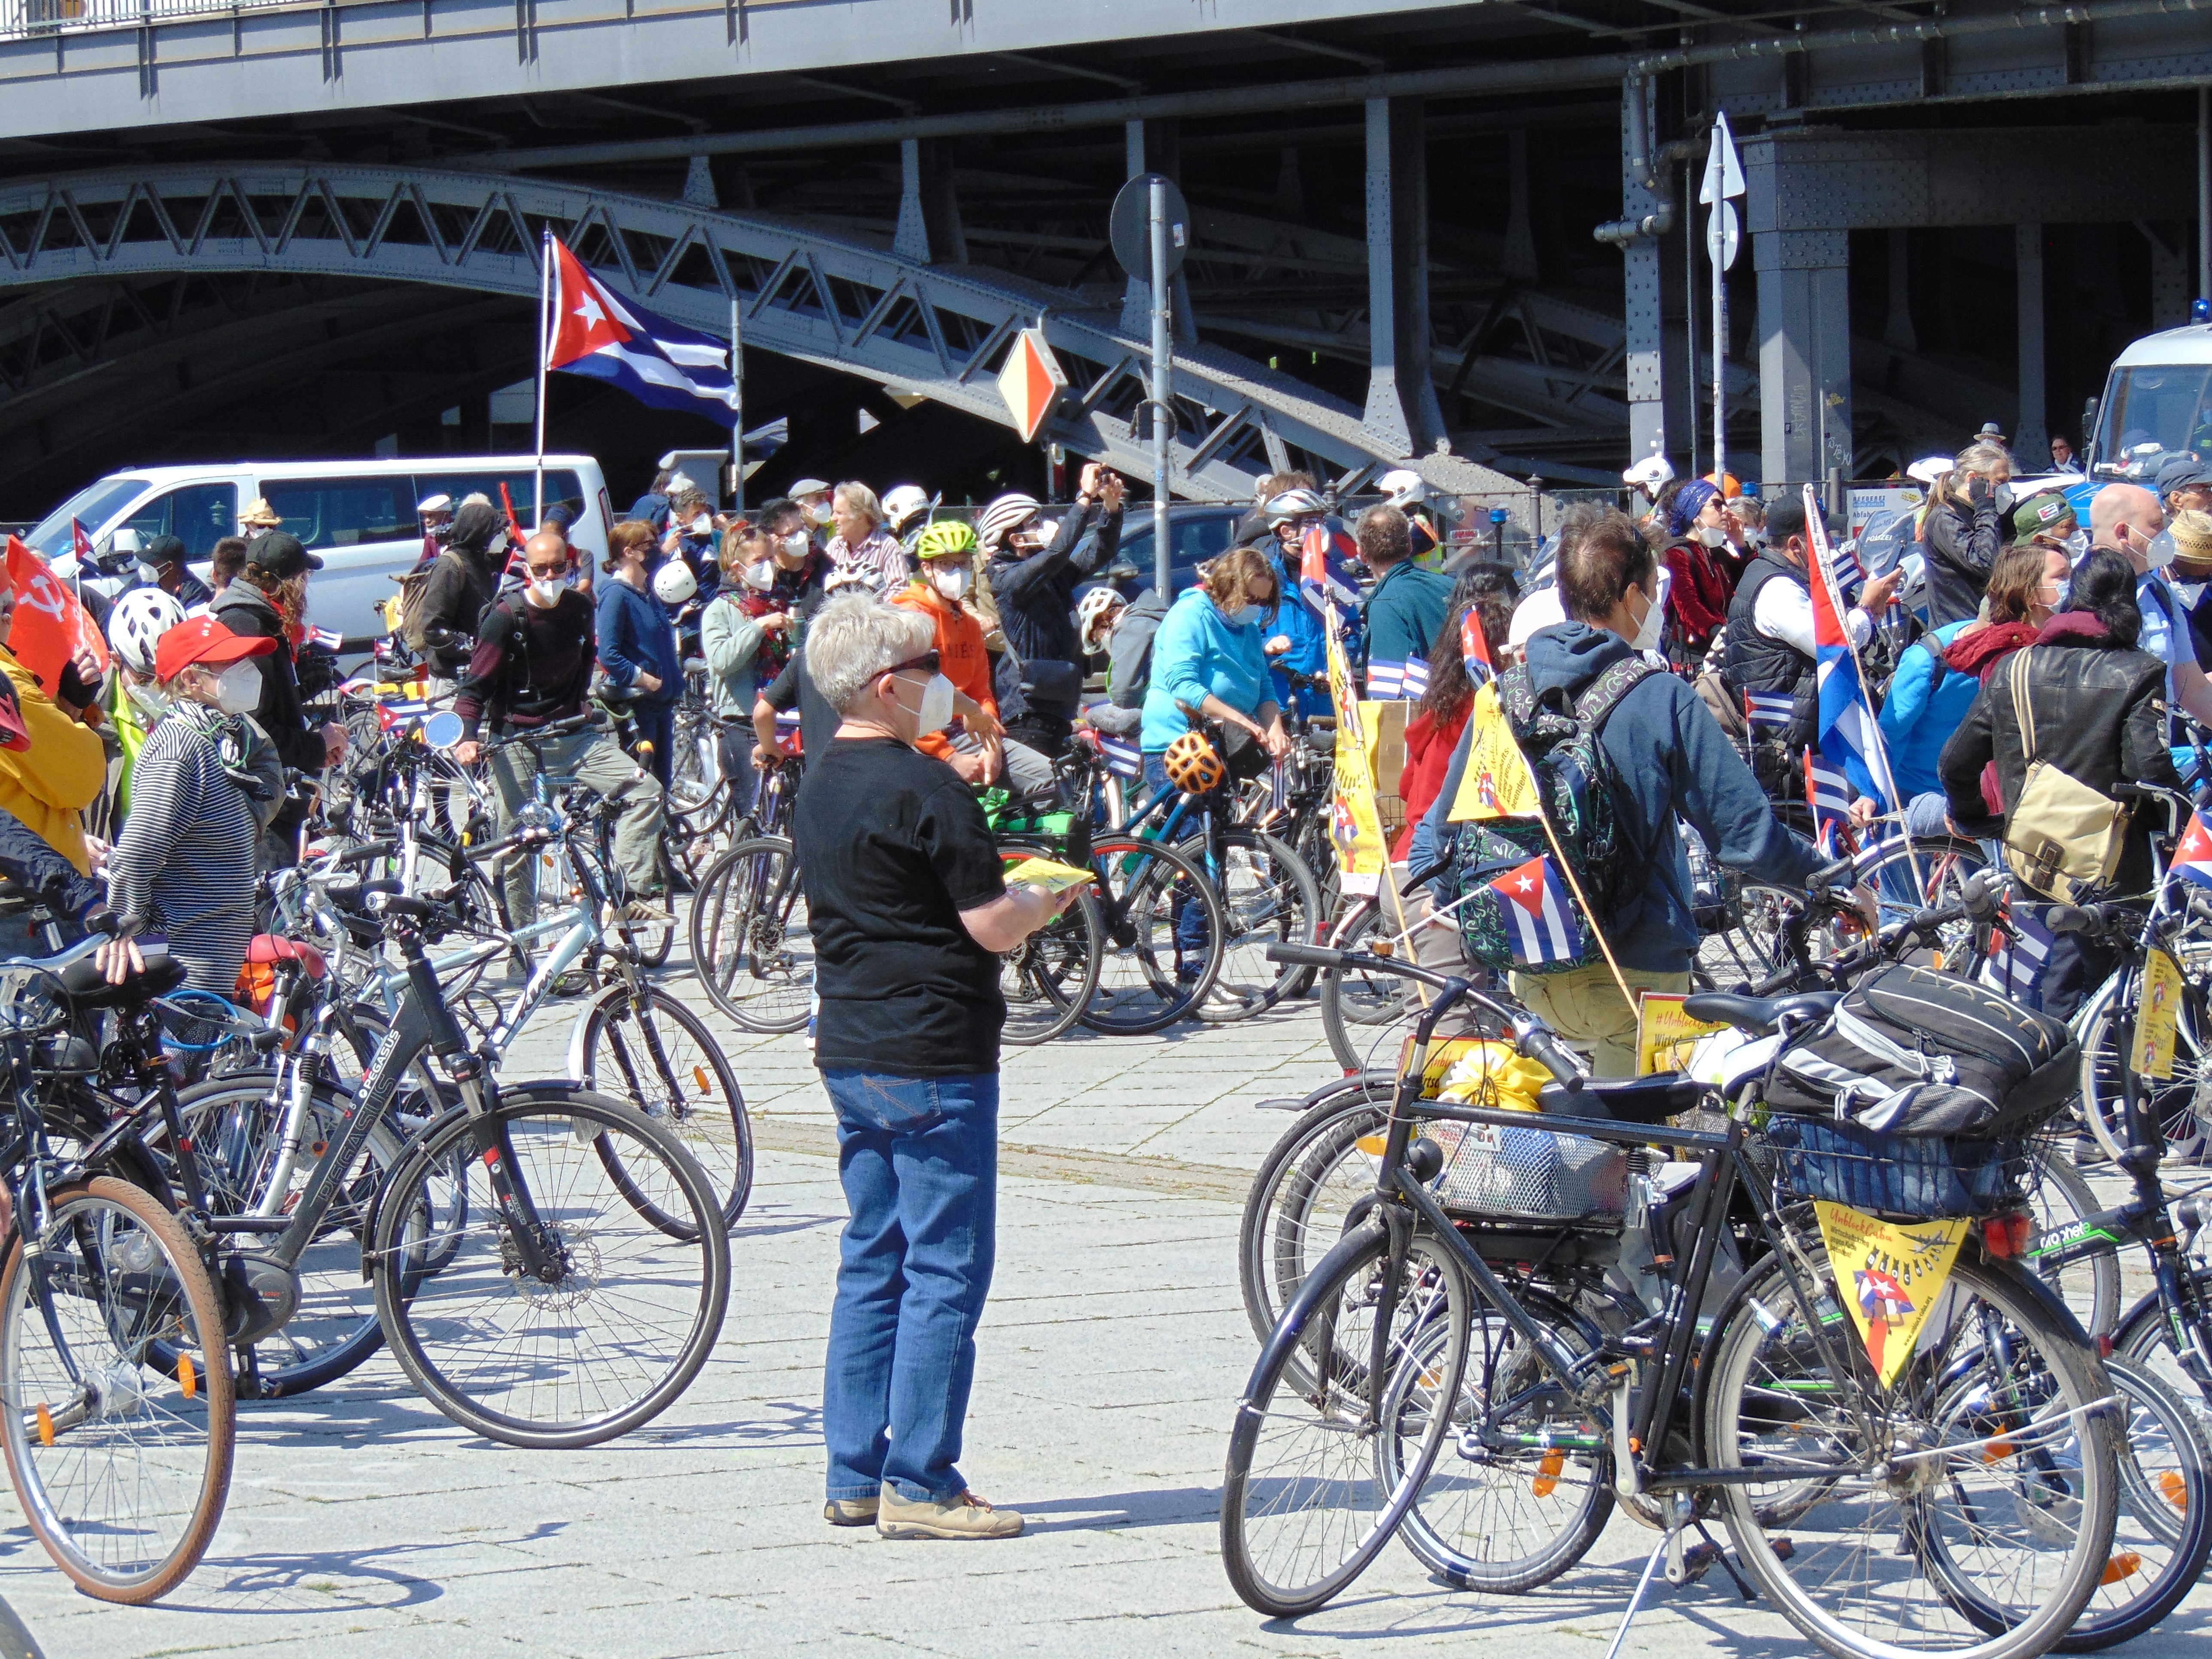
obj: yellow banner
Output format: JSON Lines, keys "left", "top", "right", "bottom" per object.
{"left": 1325, "top": 618, "right": 1388, "bottom": 897}
{"left": 1813, "top": 1200, "right": 1969, "bottom": 1388}
{"left": 2133, "top": 948, "right": 2184, "bottom": 1081}
{"left": 1637, "top": 992, "right": 1730, "bottom": 1077}
{"left": 1446, "top": 681, "right": 1542, "bottom": 822}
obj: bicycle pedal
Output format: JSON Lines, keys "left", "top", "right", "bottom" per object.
{"left": 1667, "top": 1540, "right": 1721, "bottom": 1587}
{"left": 1770, "top": 1537, "right": 1795, "bottom": 1562}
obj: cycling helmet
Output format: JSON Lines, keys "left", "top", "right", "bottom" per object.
{"left": 913, "top": 519, "right": 980, "bottom": 561}
{"left": 1077, "top": 586, "right": 1126, "bottom": 650}
{"left": 1377, "top": 469, "right": 1426, "bottom": 510}
{"left": 881, "top": 484, "right": 931, "bottom": 535}
{"left": 652, "top": 559, "right": 699, "bottom": 605}
{"left": 1906, "top": 454, "right": 1952, "bottom": 487}
{"left": 1263, "top": 487, "right": 1326, "bottom": 525}
{"left": 975, "top": 492, "right": 1042, "bottom": 550}
{"left": 1162, "top": 730, "right": 1227, "bottom": 795}
{"left": 108, "top": 586, "right": 187, "bottom": 677}
{"left": 1623, "top": 450, "right": 1676, "bottom": 495}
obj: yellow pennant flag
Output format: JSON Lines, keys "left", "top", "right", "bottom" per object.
{"left": 1447, "top": 681, "right": 1543, "bottom": 822}
{"left": 1812, "top": 1200, "right": 1969, "bottom": 1388}
{"left": 1325, "top": 619, "right": 1388, "bottom": 897}
{"left": 2133, "top": 948, "right": 2184, "bottom": 1080}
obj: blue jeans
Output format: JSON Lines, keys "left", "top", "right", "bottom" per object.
{"left": 819, "top": 1069, "right": 999, "bottom": 1503}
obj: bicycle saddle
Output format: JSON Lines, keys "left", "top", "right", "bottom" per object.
{"left": 1537, "top": 1075, "right": 1708, "bottom": 1125}
{"left": 55, "top": 945, "right": 186, "bottom": 1009}
{"left": 1680, "top": 989, "right": 1841, "bottom": 1036}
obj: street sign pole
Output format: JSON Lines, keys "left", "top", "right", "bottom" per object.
{"left": 1711, "top": 221, "right": 1727, "bottom": 488}
{"left": 729, "top": 295, "right": 744, "bottom": 517}
{"left": 1149, "top": 176, "right": 1172, "bottom": 596}
{"left": 1701, "top": 112, "right": 1745, "bottom": 491}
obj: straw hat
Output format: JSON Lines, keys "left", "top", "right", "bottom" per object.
{"left": 2168, "top": 509, "right": 2212, "bottom": 574}
{"left": 239, "top": 497, "right": 283, "bottom": 530}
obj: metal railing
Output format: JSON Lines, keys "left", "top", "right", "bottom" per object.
{"left": 1, "top": 0, "right": 296, "bottom": 36}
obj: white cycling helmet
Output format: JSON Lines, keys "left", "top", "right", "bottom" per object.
{"left": 881, "top": 484, "right": 931, "bottom": 535}
{"left": 1906, "top": 454, "right": 1952, "bottom": 487}
{"left": 1623, "top": 451, "right": 1676, "bottom": 495}
{"left": 108, "top": 586, "right": 187, "bottom": 677}
{"left": 1078, "top": 586, "right": 1127, "bottom": 651}
{"left": 1377, "top": 469, "right": 1426, "bottom": 510}
{"left": 976, "top": 492, "right": 1042, "bottom": 550}
{"left": 1264, "top": 487, "right": 1327, "bottom": 524}
{"left": 652, "top": 559, "right": 699, "bottom": 605}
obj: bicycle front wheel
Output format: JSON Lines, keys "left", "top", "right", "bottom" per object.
{"left": 569, "top": 986, "right": 755, "bottom": 1230}
{"left": 1194, "top": 828, "right": 1322, "bottom": 1023}
{"left": 993, "top": 845, "right": 1102, "bottom": 1046}
{"left": 1078, "top": 834, "right": 1225, "bottom": 1036}
{"left": 0, "top": 1177, "right": 234, "bottom": 1603}
{"left": 2077, "top": 967, "right": 2212, "bottom": 1165}
{"left": 1220, "top": 1218, "right": 1468, "bottom": 1617}
{"left": 1705, "top": 1248, "right": 2118, "bottom": 1659}
{"left": 689, "top": 835, "right": 814, "bottom": 1033}
{"left": 371, "top": 1089, "right": 731, "bottom": 1448}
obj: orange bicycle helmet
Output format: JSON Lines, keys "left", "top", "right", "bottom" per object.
{"left": 1162, "top": 731, "right": 1227, "bottom": 795}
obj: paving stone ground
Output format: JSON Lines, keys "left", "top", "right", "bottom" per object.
{"left": 3, "top": 972, "right": 2206, "bottom": 1659}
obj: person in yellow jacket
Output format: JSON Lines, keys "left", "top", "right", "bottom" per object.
{"left": 0, "top": 572, "right": 107, "bottom": 877}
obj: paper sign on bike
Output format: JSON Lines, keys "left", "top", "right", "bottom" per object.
{"left": 1812, "top": 1201, "right": 1969, "bottom": 1387}
{"left": 1324, "top": 616, "right": 1388, "bottom": 896}
{"left": 1636, "top": 992, "right": 1729, "bottom": 1076}
{"left": 2132, "top": 948, "right": 2183, "bottom": 1081}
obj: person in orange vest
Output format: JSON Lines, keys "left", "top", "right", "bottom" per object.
{"left": 890, "top": 521, "right": 1054, "bottom": 795}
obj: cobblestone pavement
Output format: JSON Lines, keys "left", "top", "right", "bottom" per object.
{"left": 3, "top": 971, "right": 2207, "bottom": 1659}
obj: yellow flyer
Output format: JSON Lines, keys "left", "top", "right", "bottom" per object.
{"left": 1812, "top": 1201, "right": 1969, "bottom": 1388}
{"left": 2133, "top": 948, "right": 2183, "bottom": 1081}
{"left": 1637, "top": 993, "right": 1729, "bottom": 1077}
{"left": 1000, "top": 856, "right": 1097, "bottom": 896}
{"left": 1325, "top": 618, "right": 1388, "bottom": 897}
{"left": 1446, "top": 681, "right": 1542, "bottom": 822}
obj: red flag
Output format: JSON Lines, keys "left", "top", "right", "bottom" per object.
{"left": 4, "top": 535, "right": 110, "bottom": 696}
{"left": 1460, "top": 605, "right": 1495, "bottom": 688}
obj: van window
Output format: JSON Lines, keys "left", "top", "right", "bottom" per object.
{"left": 415, "top": 470, "right": 585, "bottom": 535}
{"left": 122, "top": 483, "right": 238, "bottom": 559}
{"left": 261, "top": 477, "right": 416, "bottom": 551}
{"left": 23, "top": 477, "right": 152, "bottom": 558}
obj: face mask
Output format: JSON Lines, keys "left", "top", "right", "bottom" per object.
{"left": 689, "top": 514, "right": 713, "bottom": 537}
{"left": 1629, "top": 580, "right": 1665, "bottom": 653}
{"left": 1993, "top": 483, "right": 2016, "bottom": 513}
{"left": 802, "top": 501, "right": 834, "bottom": 527}
{"left": 2062, "top": 529, "right": 2090, "bottom": 559}
{"left": 213, "top": 660, "right": 261, "bottom": 716}
{"left": 125, "top": 678, "right": 169, "bottom": 719}
{"left": 2146, "top": 529, "right": 2179, "bottom": 571}
{"left": 1692, "top": 523, "right": 1728, "bottom": 548}
{"left": 1224, "top": 604, "right": 1263, "bottom": 629}
{"left": 894, "top": 671, "right": 955, "bottom": 736}
{"left": 528, "top": 574, "right": 570, "bottom": 604}
{"left": 740, "top": 562, "right": 776, "bottom": 592}
{"left": 780, "top": 530, "right": 811, "bottom": 560}
{"left": 929, "top": 565, "right": 971, "bottom": 602}
{"left": 135, "top": 560, "right": 165, "bottom": 584}
{"left": 2172, "top": 580, "right": 2208, "bottom": 608}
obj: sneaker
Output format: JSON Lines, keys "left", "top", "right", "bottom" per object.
{"left": 2070, "top": 1135, "right": 2111, "bottom": 1169}
{"left": 875, "top": 1484, "right": 1024, "bottom": 1540}
{"left": 824, "top": 1496, "right": 879, "bottom": 1527}
{"left": 618, "top": 899, "right": 672, "bottom": 924}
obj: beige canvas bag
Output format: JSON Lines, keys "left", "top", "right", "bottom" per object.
{"left": 2000, "top": 648, "right": 2130, "bottom": 901}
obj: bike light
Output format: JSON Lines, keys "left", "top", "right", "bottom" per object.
{"left": 1982, "top": 1213, "right": 2033, "bottom": 1258}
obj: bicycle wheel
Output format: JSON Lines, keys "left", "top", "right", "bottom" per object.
{"left": 0, "top": 1177, "right": 234, "bottom": 1603}
{"left": 1318, "top": 898, "right": 1420, "bottom": 1074}
{"left": 2112, "top": 1267, "right": 2212, "bottom": 1448}
{"left": 1220, "top": 1218, "right": 1469, "bottom": 1617}
{"left": 688, "top": 835, "right": 814, "bottom": 1033}
{"left": 2077, "top": 968, "right": 2212, "bottom": 1165}
{"left": 1381, "top": 1293, "right": 1614, "bottom": 1592}
{"left": 569, "top": 985, "right": 755, "bottom": 1230}
{"left": 1238, "top": 1078, "right": 1393, "bottom": 1359}
{"left": 1705, "top": 1247, "right": 2119, "bottom": 1659}
{"left": 1856, "top": 837, "right": 1994, "bottom": 966}
{"left": 370, "top": 1088, "right": 730, "bottom": 1448}
{"left": 992, "top": 848, "right": 1102, "bottom": 1046}
{"left": 2045, "top": 1353, "right": 2212, "bottom": 1652}
{"left": 2019, "top": 1154, "right": 2121, "bottom": 1340}
{"left": 1078, "top": 834, "right": 1225, "bottom": 1036}
{"left": 1194, "top": 829, "right": 1322, "bottom": 1023}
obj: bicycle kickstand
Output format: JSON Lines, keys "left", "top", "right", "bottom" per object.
{"left": 1604, "top": 1492, "right": 1697, "bottom": 1659}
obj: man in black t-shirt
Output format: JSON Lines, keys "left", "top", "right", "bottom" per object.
{"left": 793, "top": 596, "right": 1071, "bottom": 1544}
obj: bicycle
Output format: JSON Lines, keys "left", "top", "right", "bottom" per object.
{"left": 1223, "top": 937, "right": 2122, "bottom": 1659}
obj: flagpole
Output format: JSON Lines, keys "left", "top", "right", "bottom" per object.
{"left": 729, "top": 293, "right": 745, "bottom": 518}
{"left": 533, "top": 228, "right": 551, "bottom": 530}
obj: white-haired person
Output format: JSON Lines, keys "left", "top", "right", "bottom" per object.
{"left": 825, "top": 481, "right": 909, "bottom": 596}
{"left": 794, "top": 594, "right": 1073, "bottom": 1543}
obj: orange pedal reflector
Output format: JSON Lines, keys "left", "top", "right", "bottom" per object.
{"left": 2160, "top": 1469, "right": 2190, "bottom": 1511}
{"left": 2102, "top": 1552, "right": 2143, "bottom": 1585}
{"left": 1355, "top": 1135, "right": 1387, "bottom": 1156}
{"left": 1982, "top": 1438, "right": 2017, "bottom": 1463}
{"left": 33, "top": 1405, "right": 52, "bottom": 1446}
{"left": 179, "top": 1355, "right": 196, "bottom": 1401}
{"left": 692, "top": 1066, "right": 711, "bottom": 1095}
{"left": 1532, "top": 1449, "right": 1564, "bottom": 1498}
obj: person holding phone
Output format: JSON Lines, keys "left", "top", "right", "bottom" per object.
{"left": 980, "top": 462, "right": 1126, "bottom": 763}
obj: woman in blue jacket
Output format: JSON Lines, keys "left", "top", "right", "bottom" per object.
{"left": 1141, "top": 546, "right": 1291, "bottom": 799}
{"left": 596, "top": 519, "right": 686, "bottom": 790}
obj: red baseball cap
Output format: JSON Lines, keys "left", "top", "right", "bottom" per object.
{"left": 153, "top": 615, "right": 276, "bottom": 685}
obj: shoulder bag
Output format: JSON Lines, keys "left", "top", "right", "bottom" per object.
{"left": 2000, "top": 647, "right": 2130, "bottom": 901}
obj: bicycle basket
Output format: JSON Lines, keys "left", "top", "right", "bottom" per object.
{"left": 1424, "top": 1118, "right": 1630, "bottom": 1225}
{"left": 1758, "top": 1115, "right": 2037, "bottom": 1221}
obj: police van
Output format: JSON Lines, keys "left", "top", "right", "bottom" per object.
{"left": 24, "top": 454, "right": 617, "bottom": 646}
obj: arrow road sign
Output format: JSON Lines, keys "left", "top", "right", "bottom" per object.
{"left": 1699, "top": 109, "right": 1745, "bottom": 204}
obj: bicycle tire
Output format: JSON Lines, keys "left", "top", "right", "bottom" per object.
{"left": 1705, "top": 1247, "right": 2119, "bottom": 1659}
{"left": 1220, "top": 1218, "right": 1468, "bottom": 1617}
{"left": 2020, "top": 1153, "right": 2122, "bottom": 1341}
{"left": 688, "top": 835, "right": 814, "bottom": 1033}
{"left": 2112, "top": 1266, "right": 2212, "bottom": 1448}
{"left": 568, "top": 986, "right": 755, "bottom": 1231}
{"left": 993, "top": 843, "right": 1103, "bottom": 1046}
{"left": 1318, "top": 898, "right": 1419, "bottom": 1074}
{"left": 2076, "top": 967, "right": 2212, "bottom": 1165}
{"left": 0, "top": 1177, "right": 234, "bottom": 1603}
{"left": 1077, "top": 834, "right": 1226, "bottom": 1036}
{"left": 371, "top": 1088, "right": 730, "bottom": 1448}
{"left": 1237, "top": 1077, "right": 1394, "bottom": 1364}
{"left": 1193, "top": 828, "right": 1322, "bottom": 1023}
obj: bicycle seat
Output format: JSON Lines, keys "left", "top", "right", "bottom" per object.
{"left": 1681, "top": 989, "right": 1841, "bottom": 1036}
{"left": 55, "top": 945, "right": 186, "bottom": 1009}
{"left": 1537, "top": 1075, "right": 1708, "bottom": 1125}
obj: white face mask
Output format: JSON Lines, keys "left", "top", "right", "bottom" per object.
{"left": 740, "top": 561, "right": 776, "bottom": 592}
{"left": 1224, "top": 602, "right": 1263, "bottom": 629}
{"left": 1692, "top": 523, "right": 1728, "bottom": 548}
{"left": 690, "top": 514, "right": 712, "bottom": 536}
{"left": 780, "top": 530, "right": 811, "bottom": 560}
{"left": 125, "top": 678, "right": 169, "bottom": 719}
{"left": 928, "top": 565, "right": 971, "bottom": 602}
{"left": 213, "top": 660, "right": 261, "bottom": 716}
{"left": 893, "top": 670, "right": 956, "bottom": 736}
{"left": 528, "top": 573, "right": 570, "bottom": 604}
{"left": 2146, "top": 529, "right": 2179, "bottom": 571}
{"left": 802, "top": 500, "right": 834, "bottom": 527}
{"left": 2062, "top": 529, "right": 2090, "bottom": 559}
{"left": 2172, "top": 579, "right": 2208, "bottom": 608}
{"left": 1629, "top": 576, "right": 1666, "bottom": 652}
{"left": 1993, "top": 483, "right": 2017, "bottom": 513}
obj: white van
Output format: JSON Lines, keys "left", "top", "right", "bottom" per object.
{"left": 2084, "top": 320, "right": 2212, "bottom": 483}
{"left": 26, "top": 454, "right": 618, "bottom": 647}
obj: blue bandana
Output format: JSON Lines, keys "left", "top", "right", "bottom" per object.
{"left": 1668, "top": 479, "right": 1720, "bottom": 539}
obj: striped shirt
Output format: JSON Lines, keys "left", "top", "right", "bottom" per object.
{"left": 107, "top": 717, "right": 260, "bottom": 993}
{"left": 826, "top": 528, "right": 910, "bottom": 596}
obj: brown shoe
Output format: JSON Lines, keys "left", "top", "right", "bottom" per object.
{"left": 875, "top": 1484, "right": 1024, "bottom": 1540}
{"left": 825, "top": 1495, "right": 880, "bottom": 1526}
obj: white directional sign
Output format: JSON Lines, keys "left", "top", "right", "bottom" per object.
{"left": 1699, "top": 109, "right": 1745, "bottom": 205}
{"left": 1706, "top": 198, "right": 1740, "bottom": 272}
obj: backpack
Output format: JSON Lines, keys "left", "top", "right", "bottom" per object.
{"left": 1764, "top": 964, "right": 2077, "bottom": 1136}
{"left": 1444, "top": 657, "right": 1659, "bottom": 975}
{"left": 395, "top": 551, "right": 468, "bottom": 653}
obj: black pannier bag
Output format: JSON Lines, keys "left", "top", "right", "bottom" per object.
{"left": 1765, "top": 965, "right": 2077, "bottom": 1137}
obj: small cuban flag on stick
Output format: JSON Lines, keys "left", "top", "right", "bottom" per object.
{"left": 1487, "top": 855, "right": 1586, "bottom": 967}
{"left": 1744, "top": 690, "right": 1795, "bottom": 735}
{"left": 1805, "top": 751, "right": 1855, "bottom": 857}
{"left": 1364, "top": 658, "right": 1412, "bottom": 699}
{"left": 1461, "top": 606, "right": 1495, "bottom": 691}
{"left": 1298, "top": 523, "right": 1361, "bottom": 628}
{"left": 2174, "top": 809, "right": 2212, "bottom": 890}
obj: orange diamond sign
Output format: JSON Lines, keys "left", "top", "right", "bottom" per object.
{"left": 997, "top": 327, "right": 1066, "bottom": 444}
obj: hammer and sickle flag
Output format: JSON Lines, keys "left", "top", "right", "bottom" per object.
{"left": 1447, "top": 680, "right": 1543, "bottom": 822}
{"left": 1813, "top": 1200, "right": 1969, "bottom": 1388}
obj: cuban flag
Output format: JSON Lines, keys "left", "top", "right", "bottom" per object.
{"left": 70, "top": 520, "right": 94, "bottom": 564}
{"left": 545, "top": 234, "right": 739, "bottom": 425}
{"left": 1982, "top": 900, "right": 2055, "bottom": 1001}
{"left": 1093, "top": 731, "right": 1143, "bottom": 779}
{"left": 1488, "top": 855, "right": 1585, "bottom": 966}
{"left": 1365, "top": 659, "right": 1415, "bottom": 699}
{"left": 1461, "top": 606, "right": 1495, "bottom": 690}
{"left": 1401, "top": 659, "right": 1431, "bottom": 699}
{"left": 1805, "top": 752, "right": 1853, "bottom": 854}
{"left": 1805, "top": 486, "right": 1898, "bottom": 811}
{"left": 2175, "top": 810, "right": 2212, "bottom": 890}
{"left": 304, "top": 625, "right": 345, "bottom": 651}
{"left": 1297, "top": 523, "right": 1361, "bottom": 627}
{"left": 1744, "top": 690, "right": 1795, "bottom": 735}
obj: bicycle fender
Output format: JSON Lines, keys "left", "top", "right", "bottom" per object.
{"left": 1236, "top": 1216, "right": 1390, "bottom": 1407}
{"left": 562, "top": 983, "right": 635, "bottom": 1081}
